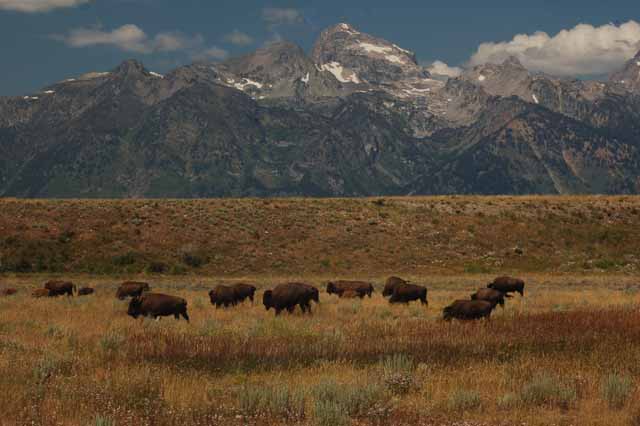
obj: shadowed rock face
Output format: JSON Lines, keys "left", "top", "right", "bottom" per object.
{"left": 1, "top": 23, "right": 640, "bottom": 197}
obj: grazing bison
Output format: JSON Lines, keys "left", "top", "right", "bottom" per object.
{"left": 389, "top": 283, "right": 428, "bottom": 305}
{"left": 1, "top": 288, "right": 17, "bottom": 296}
{"left": 232, "top": 283, "right": 257, "bottom": 303}
{"left": 209, "top": 285, "right": 238, "bottom": 308}
{"left": 127, "top": 293, "right": 189, "bottom": 321}
{"left": 488, "top": 276, "right": 525, "bottom": 296}
{"left": 382, "top": 276, "right": 408, "bottom": 297}
{"left": 32, "top": 288, "right": 51, "bottom": 298}
{"left": 44, "top": 280, "right": 76, "bottom": 297}
{"left": 116, "top": 281, "right": 150, "bottom": 300}
{"left": 340, "top": 290, "right": 361, "bottom": 299}
{"left": 443, "top": 300, "right": 494, "bottom": 321}
{"left": 326, "top": 281, "right": 374, "bottom": 298}
{"left": 77, "top": 287, "right": 95, "bottom": 296}
{"left": 263, "top": 283, "right": 319, "bottom": 315}
{"left": 471, "top": 288, "right": 505, "bottom": 308}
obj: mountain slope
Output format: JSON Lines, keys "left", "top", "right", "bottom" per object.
{"left": 1, "top": 23, "right": 640, "bottom": 197}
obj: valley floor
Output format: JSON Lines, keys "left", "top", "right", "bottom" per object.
{"left": 0, "top": 273, "right": 639, "bottom": 426}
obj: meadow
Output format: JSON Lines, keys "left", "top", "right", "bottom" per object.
{"left": 1, "top": 197, "right": 640, "bottom": 425}
{"left": 0, "top": 273, "right": 639, "bottom": 426}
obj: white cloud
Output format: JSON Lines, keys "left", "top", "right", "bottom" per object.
{"left": 469, "top": 20, "right": 640, "bottom": 76}
{"left": 56, "top": 25, "right": 205, "bottom": 54}
{"left": 198, "top": 46, "right": 228, "bottom": 60}
{"left": 427, "top": 60, "right": 462, "bottom": 78}
{"left": 262, "top": 7, "right": 303, "bottom": 25}
{"left": 224, "top": 30, "right": 253, "bottom": 46}
{"left": 0, "top": 0, "right": 88, "bottom": 12}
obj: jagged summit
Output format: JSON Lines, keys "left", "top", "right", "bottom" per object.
{"left": 610, "top": 49, "right": 640, "bottom": 92}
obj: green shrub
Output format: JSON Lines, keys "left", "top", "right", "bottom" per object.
{"left": 314, "top": 400, "right": 348, "bottom": 426}
{"left": 601, "top": 374, "right": 633, "bottom": 409}
{"left": 312, "top": 379, "right": 384, "bottom": 417}
{"left": 238, "top": 384, "right": 305, "bottom": 420}
{"left": 146, "top": 262, "right": 166, "bottom": 274}
{"left": 380, "top": 354, "right": 414, "bottom": 395}
{"left": 496, "top": 392, "right": 519, "bottom": 410}
{"left": 99, "top": 331, "right": 125, "bottom": 355}
{"left": 94, "top": 415, "right": 116, "bottom": 426}
{"left": 447, "top": 389, "right": 481, "bottom": 412}
{"left": 519, "top": 374, "right": 577, "bottom": 409}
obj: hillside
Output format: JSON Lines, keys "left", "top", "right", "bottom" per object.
{"left": 1, "top": 196, "right": 639, "bottom": 276}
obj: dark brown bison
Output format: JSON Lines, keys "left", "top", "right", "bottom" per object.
{"left": 382, "top": 276, "right": 408, "bottom": 297}
{"left": 1, "top": 288, "right": 17, "bottom": 296}
{"left": 116, "top": 281, "right": 150, "bottom": 300}
{"left": 232, "top": 283, "right": 257, "bottom": 303}
{"left": 488, "top": 276, "right": 525, "bottom": 296}
{"left": 77, "top": 287, "right": 95, "bottom": 296}
{"left": 263, "top": 283, "right": 320, "bottom": 315}
{"left": 340, "top": 290, "right": 361, "bottom": 299}
{"left": 443, "top": 300, "right": 494, "bottom": 321}
{"left": 32, "top": 288, "right": 51, "bottom": 298}
{"left": 326, "top": 281, "right": 374, "bottom": 298}
{"left": 209, "top": 285, "right": 238, "bottom": 308}
{"left": 44, "top": 280, "right": 76, "bottom": 297}
{"left": 127, "top": 293, "right": 189, "bottom": 321}
{"left": 389, "top": 283, "right": 428, "bottom": 305}
{"left": 471, "top": 288, "right": 505, "bottom": 308}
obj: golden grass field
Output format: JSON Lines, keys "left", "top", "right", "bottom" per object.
{"left": 0, "top": 273, "right": 639, "bottom": 426}
{"left": 1, "top": 197, "right": 640, "bottom": 425}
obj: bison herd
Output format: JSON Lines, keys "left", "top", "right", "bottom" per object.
{"left": 1, "top": 275, "right": 525, "bottom": 322}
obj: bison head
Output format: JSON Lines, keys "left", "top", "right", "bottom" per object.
{"left": 262, "top": 290, "right": 273, "bottom": 311}
{"left": 127, "top": 297, "right": 143, "bottom": 318}
{"left": 310, "top": 288, "right": 320, "bottom": 304}
{"left": 326, "top": 282, "right": 337, "bottom": 294}
{"left": 442, "top": 307, "right": 453, "bottom": 321}
{"left": 208, "top": 290, "right": 217, "bottom": 304}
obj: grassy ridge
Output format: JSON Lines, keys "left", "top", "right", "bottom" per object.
{"left": 1, "top": 196, "right": 640, "bottom": 276}
{"left": 0, "top": 275, "right": 639, "bottom": 425}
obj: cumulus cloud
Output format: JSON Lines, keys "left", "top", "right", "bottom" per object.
{"left": 469, "top": 20, "right": 640, "bottom": 76}
{"left": 55, "top": 25, "right": 205, "bottom": 54}
{"left": 224, "top": 30, "right": 253, "bottom": 46}
{"left": 0, "top": 0, "right": 89, "bottom": 12}
{"left": 198, "top": 46, "right": 228, "bottom": 60}
{"left": 427, "top": 60, "right": 463, "bottom": 78}
{"left": 262, "top": 7, "right": 303, "bottom": 26}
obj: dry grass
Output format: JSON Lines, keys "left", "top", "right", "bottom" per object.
{"left": 0, "top": 273, "right": 639, "bottom": 425}
{"left": 1, "top": 196, "right": 640, "bottom": 276}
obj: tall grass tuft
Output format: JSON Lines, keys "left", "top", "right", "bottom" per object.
{"left": 448, "top": 389, "right": 482, "bottom": 412}
{"left": 238, "top": 384, "right": 306, "bottom": 420}
{"left": 380, "top": 354, "right": 415, "bottom": 394}
{"left": 519, "top": 374, "right": 577, "bottom": 409}
{"left": 601, "top": 373, "right": 633, "bottom": 409}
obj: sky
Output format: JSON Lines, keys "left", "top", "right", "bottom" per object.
{"left": 0, "top": 0, "right": 639, "bottom": 96}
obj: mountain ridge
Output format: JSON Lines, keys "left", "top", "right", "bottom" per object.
{"left": 1, "top": 23, "right": 640, "bottom": 197}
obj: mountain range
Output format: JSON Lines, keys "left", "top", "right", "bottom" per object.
{"left": 1, "top": 23, "right": 640, "bottom": 197}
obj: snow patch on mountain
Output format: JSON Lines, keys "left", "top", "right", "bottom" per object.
{"left": 149, "top": 71, "right": 164, "bottom": 78}
{"left": 358, "top": 42, "right": 407, "bottom": 64}
{"left": 321, "top": 62, "right": 361, "bottom": 84}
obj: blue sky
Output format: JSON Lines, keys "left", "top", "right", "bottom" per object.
{"left": 1, "top": 0, "right": 639, "bottom": 95}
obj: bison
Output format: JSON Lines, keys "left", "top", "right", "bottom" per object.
{"left": 1, "top": 288, "right": 17, "bottom": 296}
{"left": 340, "top": 290, "right": 361, "bottom": 299}
{"left": 471, "top": 288, "right": 505, "bottom": 308}
{"left": 382, "top": 276, "right": 408, "bottom": 297}
{"left": 32, "top": 288, "right": 51, "bottom": 298}
{"left": 389, "top": 283, "right": 428, "bottom": 305}
{"left": 116, "top": 281, "right": 150, "bottom": 300}
{"left": 209, "top": 285, "right": 238, "bottom": 308}
{"left": 44, "top": 280, "right": 76, "bottom": 297}
{"left": 127, "top": 293, "right": 189, "bottom": 321}
{"left": 326, "top": 281, "right": 374, "bottom": 298}
{"left": 443, "top": 300, "right": 494, "bottom": 321}
{"left": 77, "top": 287, "right": 95, "bottom": 296}
{"left": 232, "top": 283, "right": 257, "bottom": 303}
{"left": 263, "top": 282, "right": 319, "bottom": 315}
{"left": 488, "top": 276, "right": 525, "bottom": 296}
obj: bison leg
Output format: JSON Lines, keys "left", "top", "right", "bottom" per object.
{"left": 287, "top": 305, "right": 296, "bottom": 314}
{"left": 275, "top": 308, "right": 282, "bottom": 316}
{"left": 181, "top": 310, "right": 190, "bottom": 322}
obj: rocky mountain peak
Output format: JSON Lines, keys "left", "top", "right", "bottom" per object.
{"left": 113, "top": 59, "right": 147, "bottom": 77}
{"left": 312, "top": 22, "right": 423, "bottom": 84}
{"left": 610, "top": 49, "right": 640, "bottom": 92}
